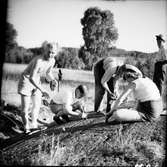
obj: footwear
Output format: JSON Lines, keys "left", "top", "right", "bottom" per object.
{"left": 23, "top": 128, "right": 31, "bottom": 134}
{"left": 105, "top": 110, "right": 115, "bottom": 123}
{"left": 24, "top": 125, "right": 31, "bottom": 133}
{"left": 161, "top": 109, "right": 167, "bottom": 115}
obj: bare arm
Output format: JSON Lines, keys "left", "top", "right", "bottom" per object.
{"left": 101, "top": 68, "right": 116, "bottom": 95}
{"left": 63, "top": 92, "right": 82, "bottom": 116}
{"left": 110, "top": 83, "right": 135, "bottom": 111}
{"left": 66, "top": 104, "right": 82, "bottom": 116}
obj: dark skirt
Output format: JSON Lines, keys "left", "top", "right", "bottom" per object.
{"left": 137, "top": 99, "right": 163, "bottom": 121}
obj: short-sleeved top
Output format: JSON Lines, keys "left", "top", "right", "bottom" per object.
{"left": 132, "top": 77, "right": 161, "bottom": 102}
{"left": 52, "top": 89, "right": 85, "bottom": 107}
{"left": 22, "top": 56, "right": 55, "bottom": 83}
{"left": 101, "top": 57, "right": 118, "bottom": 85}
{"left": 52, "top": 89, "right": 73, "bottom": 106}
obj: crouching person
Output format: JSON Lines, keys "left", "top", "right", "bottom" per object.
{"left": 49, "top": 85, "right": 88, "bottom": 124}
{"left": 105, "top": 72, "right": 163, "bottom": 123}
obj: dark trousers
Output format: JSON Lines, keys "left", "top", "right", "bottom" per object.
{"left": 153, "top": 60, "right": 167, "bottom": 109}
{"left": 94, "top": 59, "right": 115, "bottom": 113}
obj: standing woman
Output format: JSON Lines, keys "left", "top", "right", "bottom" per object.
{"left": 18, "top": 42, "right": 60, "bottom": 133}
{"left": 93, "top": 56, "right": 143, "bottom": 114}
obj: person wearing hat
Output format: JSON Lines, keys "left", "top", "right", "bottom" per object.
{"left": 47, "top": 84, "right": 88, "bottom": 124}
{"left": 18, "top": 42, "right": 60, "bottom": 133}
{"left": 105, "top": 71, "right": 162, "bottom": 123}
{"left": 155, "top": 34, "right": 166, "bottom": 61}
{"left": 93, "top": 56, "right": 143, "bottom": 114}
{"left": 153, "top": 34, "right": 167, "bottom": 112}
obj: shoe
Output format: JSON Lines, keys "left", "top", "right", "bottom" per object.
{"left": 23, "top": 128, "right": 31, "bottom": 134}
{"left": 24, "top": 124, "right": 31, "bottom": 133}
{"left": 161, "top": 109, "right": 167, "bottom": 115}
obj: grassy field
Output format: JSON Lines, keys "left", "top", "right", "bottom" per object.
{"left": 2, "top": 63, "right": 94, "bottom": 83}
{"left": 0, "top": 63, "right": 166, "bottom": 166}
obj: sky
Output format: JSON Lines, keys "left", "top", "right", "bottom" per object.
{"left": 7, "top": 0, "right": 167, "bottom": 53}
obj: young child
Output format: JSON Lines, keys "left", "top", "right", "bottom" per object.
{"left": 105, "top": 72, "right": 162, "bottom": 123}
{"left": 48, "top": 85, "right": 88, "bottom": 124}
{"left": 18, "top": 42, "right": 61, "bottom": 133}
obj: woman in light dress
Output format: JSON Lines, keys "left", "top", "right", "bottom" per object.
{"left": 18, "top": 42, "right": 61, "bottom": 133}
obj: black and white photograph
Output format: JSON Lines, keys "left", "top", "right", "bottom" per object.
{"left": 0, "top": 0, "right": 166, "bottom": 166}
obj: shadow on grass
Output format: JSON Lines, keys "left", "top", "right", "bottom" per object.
{"left": 0, "top": 112, "right": 147, "bottom": 151}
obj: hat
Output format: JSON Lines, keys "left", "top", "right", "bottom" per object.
{"left": 155, "top": 34, "right": 165, "bottom": 42}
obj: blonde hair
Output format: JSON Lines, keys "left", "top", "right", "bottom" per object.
{"left": 41, "top": 41, "right": 60, "bottom": 52}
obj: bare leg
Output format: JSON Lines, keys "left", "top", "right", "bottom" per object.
{"left": 21, "top": 95, "right": 31, "bottom": 131}
{"left": 109, "top": 108, "right": 142, "bottom": 122}
{"left": 31, "top": 90, "right": 42, "bottom": 128}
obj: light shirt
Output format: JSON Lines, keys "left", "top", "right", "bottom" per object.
{"left": 51, "top": 89, "right": 86, "bottom": 116}
{"left": 52, "top": 89, "right": 74, "bottom": 105}
{"left": 132, "top": 77, "right": 161, "bottom": 102}
{"left": 52, "top": 89, "right": 86, "bottom": 109}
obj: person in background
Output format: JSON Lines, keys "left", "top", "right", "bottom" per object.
{"left": 18, "top": 42, "right": 61, "bottom": 133}
{"left": 57, "top": 69, "right": 63, "bottom": 92}
{"left": 93, "top": 56, "right": 143, "bottom": 114}
{"left": 47, "top": 84, "right": 88, "bottom": 124}
{"left": 153, "top": 34, "right": 167, "bottom": 111}
{"left": 58, "top": 69, "right": 63, "bottom": 81}
{"left": 105, "top": 72, "right": 162, "bottom": 123}
{"left": 155, "top": 34, "right": 166, "bottom": 61}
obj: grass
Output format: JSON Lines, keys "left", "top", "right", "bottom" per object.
{"left": 0, "top": 63, "right": 166, "bottom": 166}
{"left": 2, "top": 63, "right": 94, "bottom": 83}
{"left": 1, "top": 118, "right": 166, "bottom": 166}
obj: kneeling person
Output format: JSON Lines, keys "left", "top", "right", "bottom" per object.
{"left": 105, "top": 72, "right": 163, "bottom": 123}
{"left": 50, "top": 85, "right": 88, "bottom": 124}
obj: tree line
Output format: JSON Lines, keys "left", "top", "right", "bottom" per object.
{"left": 5, "top": 7, "right": 119, "bottom": 70}
{"left": 4, "top": 7, "right": 159, "bottom": 77}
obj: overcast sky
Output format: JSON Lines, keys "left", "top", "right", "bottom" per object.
{"left": 7, "top": 0, "right": 167, "bottom": 53}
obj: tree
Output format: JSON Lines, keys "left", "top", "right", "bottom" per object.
{"left": 79, "top": 7, "right": 118, "bottom": 70}
{"left": 5, "top": 22, "right": 18, "bottom": 62}
{"left": 5, "top": 22, "right": 18, "bottom": 51}
{"left": 56, "top": 48, "right": 85, "bottom": 69}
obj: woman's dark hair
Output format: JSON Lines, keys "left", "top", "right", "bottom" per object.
{"left": 123, "top": 72, "right": 139, "bottom": 81}
{"left": 75, "top": 85, "right": 87, "bottom": 98}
